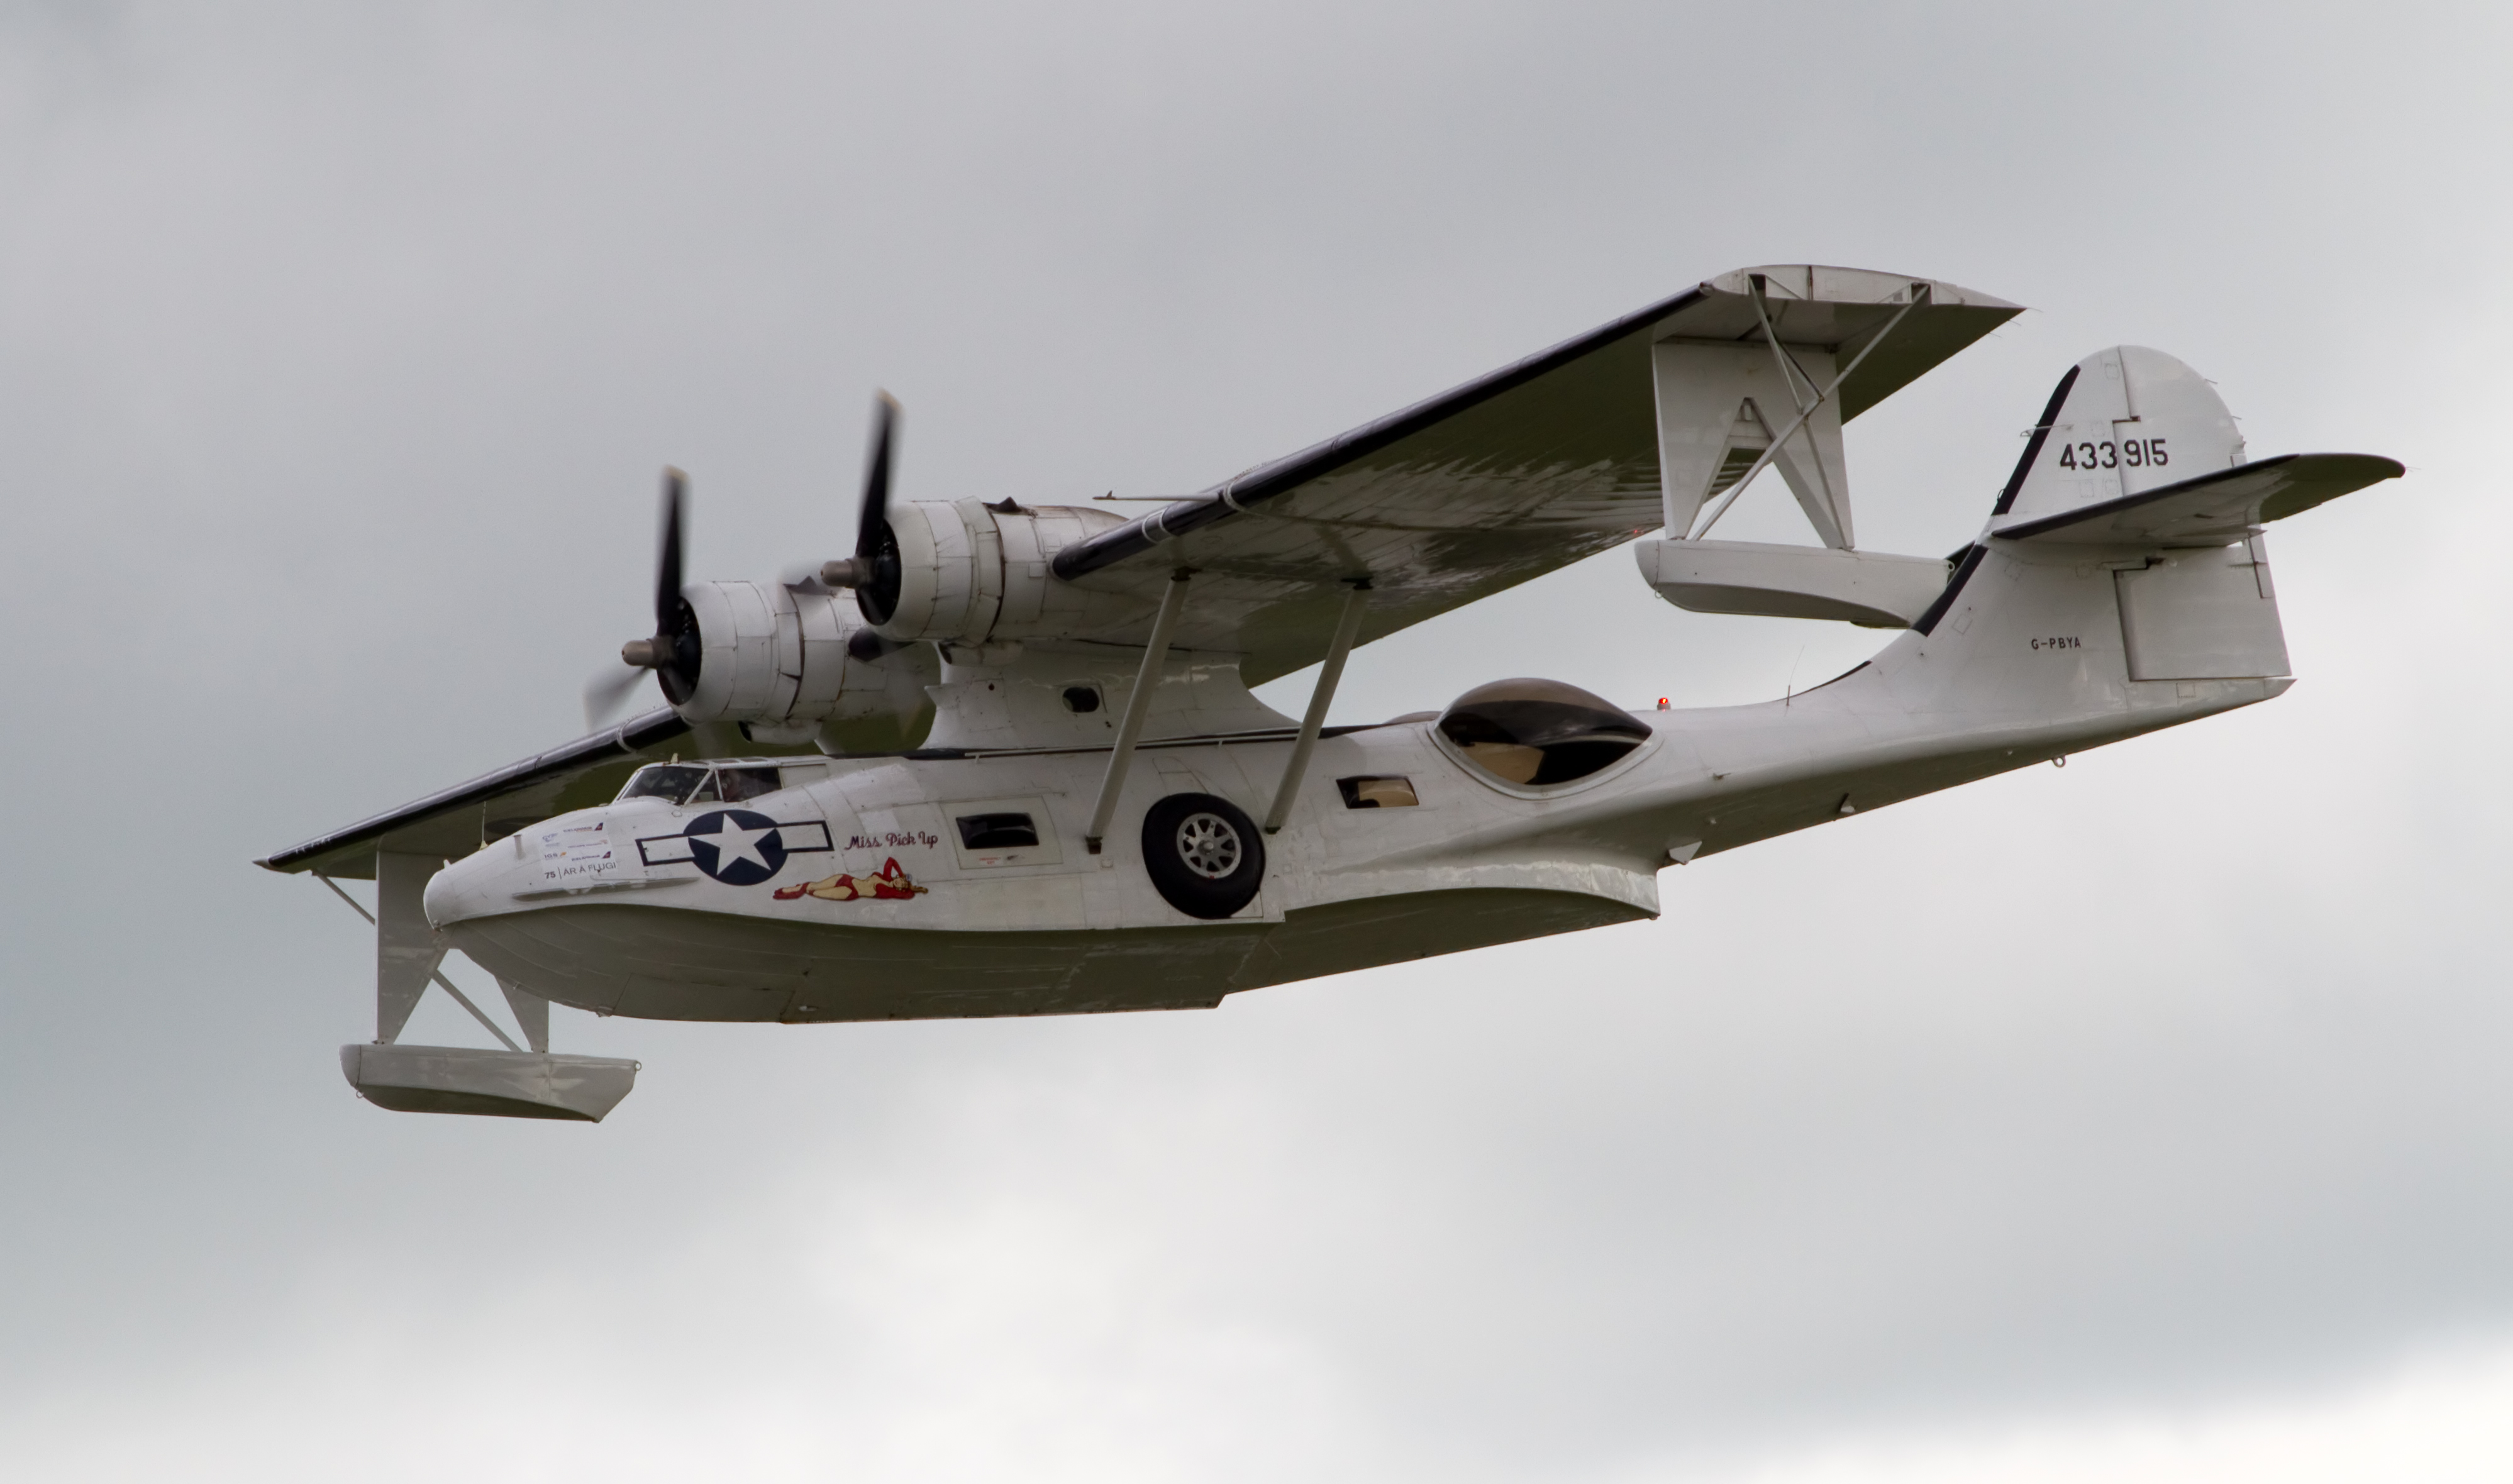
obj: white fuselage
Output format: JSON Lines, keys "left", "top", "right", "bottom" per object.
{"left": 425, "top": 538, "right": 2283, "bottom": 1025}
{"left": 426, "top": 714, "right": 1665, "bottom": 1023}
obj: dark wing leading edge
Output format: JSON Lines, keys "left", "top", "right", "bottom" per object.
{"left": 259, "top": 708, "right": 806, "bottom": 880}
{"left": 1051, "top": 264, "right": 2022, "bottom": 684}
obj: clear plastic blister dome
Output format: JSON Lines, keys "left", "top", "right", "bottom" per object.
{"left": 1435, "top": 678, "right": 1651, "bottom": 786}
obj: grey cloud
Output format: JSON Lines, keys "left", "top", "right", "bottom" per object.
{"left": 1, "top": 1, "right": 2509, "bottom": 1478}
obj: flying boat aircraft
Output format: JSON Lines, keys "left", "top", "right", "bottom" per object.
{"left": 262, "top": 265, "right": 2402, "bottom": 1122}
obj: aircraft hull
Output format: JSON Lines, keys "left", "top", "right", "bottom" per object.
{"left": 445, "top": 887, "right": 1648, "bottom": 1024}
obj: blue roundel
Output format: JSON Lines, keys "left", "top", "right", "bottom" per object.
{"left": 682, "top": 809, "right": 787, "bottom": 886}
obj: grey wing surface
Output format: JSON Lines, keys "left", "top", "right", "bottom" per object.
{"left": 1053, "top": 264, "right": 2022, "bottom": 684}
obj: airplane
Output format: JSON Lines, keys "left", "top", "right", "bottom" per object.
{"left": 261, "top": 264, "right": 2403, "bottom": 1122}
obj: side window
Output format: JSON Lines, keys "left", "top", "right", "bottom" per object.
{"left": 1336, "top": 776, "right": 1419, "bottom": 809}
{"left": 719, "top": 767, "right": 783, "bottom": 802}
{"left": 684, "top": 771, "right": 723, "bottom": 804}
{"left": 955, "top": 812, "right": 1039, "bottom": 849}
{"left": 944, "top": 796, "right": 1063, "bottom": 869}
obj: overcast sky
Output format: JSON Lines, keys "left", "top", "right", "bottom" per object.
{"left": 3, "top": 3, "right": 2510, "bottom": 1480}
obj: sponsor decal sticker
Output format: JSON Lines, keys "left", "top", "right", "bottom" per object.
{"left": 538, "top": 820, "right": 616, "bottom": 884}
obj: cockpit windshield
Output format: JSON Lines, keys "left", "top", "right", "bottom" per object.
{"left": 615, "top": 763, "right": 788, "bottom": 807}
{"left": 1436, "top": 678, "right": 1651, "bottom": 786}
{"left": 619, "top": 765, "right": 711, "bottom": 805}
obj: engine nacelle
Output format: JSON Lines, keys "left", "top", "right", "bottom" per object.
{"left": 672, "top": 580, "right": 934, "bottom": 746}
{"left": 863, "top": 499, "right": 1145, "bottom": 646}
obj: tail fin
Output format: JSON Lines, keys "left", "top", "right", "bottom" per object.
{"left": 1991, "top": 346, "right": 2248, "bottom": 529}
{"left": 1988, "top": 346, "right": 2401, "bottom": 550}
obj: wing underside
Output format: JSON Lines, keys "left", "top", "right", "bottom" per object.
{"left": 1053, "top": 265, "right": 2021, "bottom": 683}
{"left": 266, "top": 265, "right": 2019, "bottom": 873}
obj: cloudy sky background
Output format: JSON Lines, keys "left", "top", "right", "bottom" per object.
{"left": 3, "top": 2, "right": 2510, "bottom": 1478}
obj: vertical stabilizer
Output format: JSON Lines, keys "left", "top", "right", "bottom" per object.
{"left": 1994, "top": 346, "right": 2246, "bottom": 531}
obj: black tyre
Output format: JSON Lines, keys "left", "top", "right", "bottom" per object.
{"left": 1140, "top": 792, "right": 1267, "bottom": 920}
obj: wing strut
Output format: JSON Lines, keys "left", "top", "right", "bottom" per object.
{"left": 1690, "top": 282, "right": 1928, "bottom": 544}
{"left": 318, "top": 867, "right": 521, "bottom": 1051}
{"left": 1084, "top": 569, "right": 1193, "bottom": 853}
{"left": 1263, "top": 581, "right": 1370, "bottom": 834}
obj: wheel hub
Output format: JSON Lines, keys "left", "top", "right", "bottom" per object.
{"left": 1175, "top": 813, "right": 1242, "bottom": 879}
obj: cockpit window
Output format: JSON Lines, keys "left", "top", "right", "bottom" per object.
{"left": 1437, "top": 678, "right": 1651, "bottom": 786}
{"left": 719, "top": 766, "right": 783, "bottom": 802}
{"left": 618, "top": 764, "right": 711, "bottom": 804}
{"left": 616, "top": 762, "right": 792, "bottom": 807}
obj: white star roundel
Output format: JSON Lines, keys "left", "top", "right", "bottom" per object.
{"left": 682, "top": 809, "right": 787, "bottom": 885}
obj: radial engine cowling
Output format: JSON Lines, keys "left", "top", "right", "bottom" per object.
{"left": 671, "top": 580, "right": 928, "bottom": 738}
{"left": 859, "top": 499, "right": 1145, "bottom": 647}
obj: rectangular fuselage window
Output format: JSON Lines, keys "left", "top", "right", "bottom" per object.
{"left": 956, "top": 812, "right": 1040, "bottom": 849}
{"left": 1336, "top": 776, "right": 1419, "bottom": 809}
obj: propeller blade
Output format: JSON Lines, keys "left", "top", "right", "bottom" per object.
{"left": 655, "top": 465, "right": 687, "bottom": 634}
{"left": 855, "top": 392, "right": 898, "bottom": 561}
{"left": 617, "top": 465, "right": 700, "bottom": 708}
{"left": 826, "top": 394, "right": 906, "bottom": 616}
{"left": 582, "top": 662, "right": 646, "bottom": 732}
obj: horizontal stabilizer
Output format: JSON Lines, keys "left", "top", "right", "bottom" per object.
{"left": 341, "top": 1043, "right": 638, "bottom": 1121}
{"left": 1994, "top": 453, "right": 2403, "bottom": 546}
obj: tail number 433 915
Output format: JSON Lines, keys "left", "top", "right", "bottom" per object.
{"left": 2057, "top": 437, "right": 2168, "bottom": 470}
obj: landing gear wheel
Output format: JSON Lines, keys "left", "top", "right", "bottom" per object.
{"left": 1140, "top": 792, "right": 1267, "bottom": 920}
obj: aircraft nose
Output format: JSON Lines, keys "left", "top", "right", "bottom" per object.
{"left": 423, "top": 841, "right": 509, "bottom": 929}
